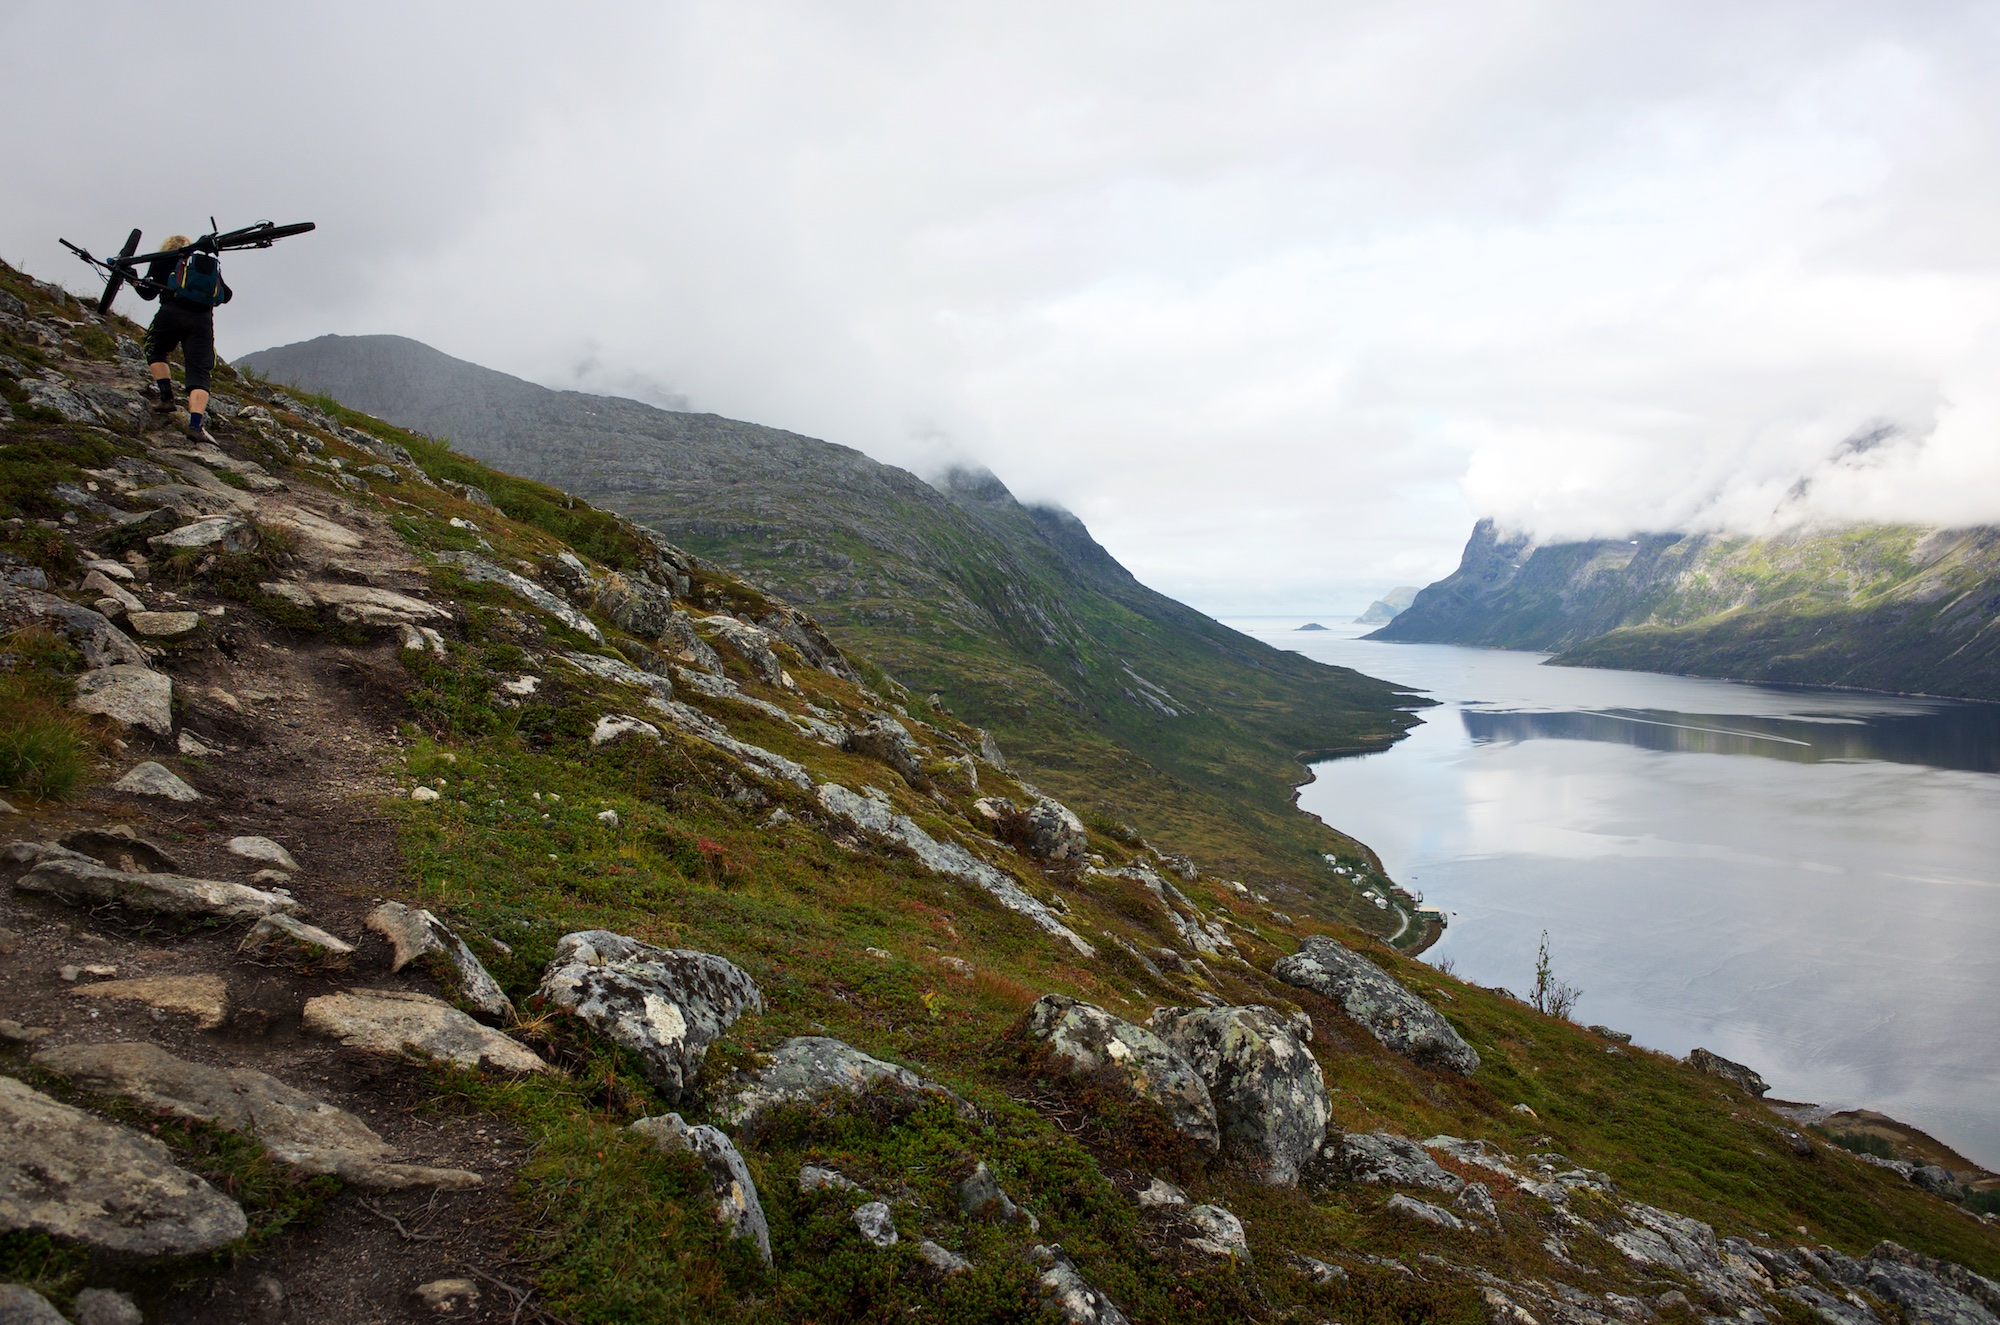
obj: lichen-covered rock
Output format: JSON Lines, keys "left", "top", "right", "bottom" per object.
{"left": 1688, "top": 1047, "right": 1770, "bottom": 1097}
{"left": 630, "top": 1112, "right": 771, "bottom": 1264}
{"left": 724, "top": 1035, "right": 958, "bottom": 1131}
{"left": 537, "top": 930, "right": 761, "bottom": 1102}
{"left": 1454, "top": 1181, "right": 1500, "bottom": 1225}
{"left": 1149, "top": 1005, "right": 1329, "bottom": 1186}
{"left": 302, "top": 989, "right": 549, "bottom": 1074}
{"left": 1021, "top": 995, "right": 1217, "bottom": 1151}
{"left": 1024, "top": 797, "right": 1089, "bottom": 862}
{"left": 16, "top": 856, "right": 295, "bottom": 920}
{"left": 435, "top": 551, "right": 603, "bottom": 643}
{"left": 1029, "top": 1245, "right": 1131, "bottom": 1325}
{"left": 367, "top": 902, "right": 513, "bottom": 1021}
{"left": 0, "top": 1074, "right": 247, "bottom": 1256}
{"left": 149, "top": 515, "right": 258, "bottom": 553}
{"left": 34, "top": 1042, "right": 480, "bottom": 1190}
{"left": 757, "top": 606, "right": 854, "bottom": 679}
{"left": 1272, "top": 936, "right": 1479, "bottom": 1076}
{"left": 852, "top": 1200, "right": 898, "bottom": 1248}
{"left": 1179, "top": 1203, "right": 1250, "bottom": 1258}
{"left": 594, "top": 572, "right": 673, "bottom": 639}
{"left": 1332, "top": 1131, "right": 1466, "bottom": 1194}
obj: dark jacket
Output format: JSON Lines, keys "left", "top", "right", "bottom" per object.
{"left": 141, "top": 252, "right": 233, "bottom": 315}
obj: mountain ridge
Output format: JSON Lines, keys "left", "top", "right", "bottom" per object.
{"left": 239, "top": 333, "right": 1433, "bottom": 940}
{"left": 1374, "top": 517, "right": 2000, "bottom": 699}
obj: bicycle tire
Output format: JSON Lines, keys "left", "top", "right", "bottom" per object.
{"left": 96, "top": 228, "right": 142, "bottom": 314}
{"left": 215, "top": 220, "right": 315, "bottom": 250}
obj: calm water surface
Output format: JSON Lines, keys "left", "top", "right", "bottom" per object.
{"left": 1233, "top": 620, "right": 2000, "bottom": 1168}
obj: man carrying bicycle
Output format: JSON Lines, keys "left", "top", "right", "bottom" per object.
{"left": 138, "top": 233, "right": 232, "bottom": 443}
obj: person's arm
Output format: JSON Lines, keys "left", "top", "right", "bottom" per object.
{"left": 219, "top": 279, "right": 233, "bottom": 305}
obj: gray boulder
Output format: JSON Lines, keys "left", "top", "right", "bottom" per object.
{"left": 1029, "top": 1245, "right": 1131, "bottom": 1325}
{"left": 302, "top": 989, "right": 549, "bottom": 1074}
{"left": 1149, "top": 1005, "right": 1330, "bottom": 1186}
{"left": 110, "top": 760, "right": 200, "bottom": 801}
{"left": 367, "top": 902, "right": 513, "bottom": 1021}
{"left": 1386, "top": 1193, "right": 1464, "bottom": 1230}
{"left": 1454, "top": 1181, "right": 1500, "bottom": 1226}
{"left": 148, "top": 515, "right": 258, "bottom": 553}
{"left": 595, "top": 572, "right": 675, "bottom": 639}
{"left": 1, "top": 588, "right": 147, "bottom": 669}
{"left": 958, "top": 1161, "right": 1038, "bottom": 1231}
{"left": 724, "top": 1035, "right": 957, "bottom": 1131}
{"left": 538, "top": 930, "right": 761, "bottom": 1102}
{"left": 848, "top": 717, "right": 927, "bottom": 782}
{"left": 240, "top": 912, "right": 355, "bottom": 965}
{"left": 74, "top": 667, "right": 173, "bottom": 735}
{"left": 1024, "top": 797, "right": 1090, "bottom": 862}
{"left": 0, "top": 1074, "right": 247, "bottom": 1256}
{"left": 16, "top": 856, "right": 295, "bottom": 919}
{"left": 1021, "top": 994, "right": 1218, "bottom": 1151}
{"left": 34, "top": 1042, "right": 480, "bottom": 1190}
{"left": 757, "top": 607, "right": 854, "bottom": 679}
{"left": 629, "top": 1112, "right": 771, "bottom": 1265}
{"left": 0, "top": 1285, "right": 68, "bottom": 1325}
{"left": 1688, "top": 1047, "right": 1770, "bottom": 1097}
{"left": 699, "top": 615, "right": 786, "bottom": 685}
{"left": 1332, "top": 1131, "right": 1466, "bottom": 1194}
{"left": 227, "top": 835, "right": 300, "bottom": 871}
{"left": 435, "top": 552, "right": 603, "bottom": 643}
{"left": 1180, "top": 1203, "right": 1250, "bottom": 1259}
{"left": 1272, "top": 936, "right": 1479, "bottom": 1076}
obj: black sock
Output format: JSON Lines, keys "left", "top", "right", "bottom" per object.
{"left": 188, "top": 411, "right": 205, "bottom": 431}
{"left": 155, "top": 379, "right": 173, "bottom": 403}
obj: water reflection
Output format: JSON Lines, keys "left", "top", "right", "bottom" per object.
{"left": 1220, "top": 619, "right": 2000, "bottom": 1169}
{"left": 1460, "top": 703, "right": 2000, "bottom": 772}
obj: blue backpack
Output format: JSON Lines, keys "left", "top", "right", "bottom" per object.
{"left": 167, "top": 251, "right": 227, "bottom": 306}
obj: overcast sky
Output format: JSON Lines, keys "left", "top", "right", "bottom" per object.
{"left": 8, "top": 2, "right": 1998, "bottom": 614}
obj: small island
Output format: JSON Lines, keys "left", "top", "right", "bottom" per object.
{"left": 1296, "top": 622, "right": 1329, "bottom": 631}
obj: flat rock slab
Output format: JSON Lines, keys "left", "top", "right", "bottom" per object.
{"left": 34, "top": 1042, "right": 480, "bottom": 1191}
{"left": 1150, "top": 1005, "right": 1330, "bottom": 1187}
{"left": 110, "top": 761, "right": 200, "bottom": 801}
{"left": 73, "top": 667, "right": 173, "bottom": 736}
{"left": 58, "top": 827, "right": 181, "bottom": 874}
{"left": 227, "top": 835, "right": 300, "bottom": 872}
{"left": 1023, "top": 994, "right": 1217, "bottom": 1152}
{"left": 300, "top": 582, "right": 444, "bottom": 628}
{"left": 73, "top": 975, "right": 230, "bottom": 1029}
{"left": 630, "top": 1112, "right": 771, "bottom": 1264}
{"left": 16, "top": 857, "right": 295, "bottom": 920}
{"left": 302, "top": 989, "right": 549, "bottom": 1075}
{"left": 723, "top": 1035, "right": 961, "bottom": 1131}
{"left": 125, "top": 610, "right": 201, "bottom": 639}
{"left": 367, "top": 903, "right": 512, "bottom": 1021}
{"left": 537, "top": 930, "right": 760, "bottom": 1102}
{"left": 1273, "top": 936, "right": 1480, "bottom": 1077}
{"left": 0, "top": 1073, "right": 247, "bottom": 1256}
{"left": 148, "top": 516, "right": 256, "bottom": 552}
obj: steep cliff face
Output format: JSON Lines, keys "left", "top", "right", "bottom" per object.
{"left": 1375, "top": 518, "right": 2000, "bottom": 698}
{"left": 240, "top": 335, "right": 1425, "bottom": 900}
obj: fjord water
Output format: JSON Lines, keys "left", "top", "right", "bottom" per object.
{"left": 1238, "top": 621, "right": 2000, "bottom": 1169}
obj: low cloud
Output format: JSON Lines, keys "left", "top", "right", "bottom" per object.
{"left": 7, "top": 2, "right": 1997, "bottom": 610}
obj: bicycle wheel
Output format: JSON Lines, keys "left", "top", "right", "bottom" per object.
{"left": 95, "top": 228, "right": 142, "bottom": 314}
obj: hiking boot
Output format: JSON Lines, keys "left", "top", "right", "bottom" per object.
{"left": 184, "top": 419, "right": 209, "bottom": 444}
{"left": 150, "top": 395, "right": 176, "bottom": 416}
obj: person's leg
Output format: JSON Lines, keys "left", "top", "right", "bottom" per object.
{"left": 146, "top": 313, "right": 177, "bottom": 413}
{"left": 183, "top": 322, "right": 215, "bottom": 440}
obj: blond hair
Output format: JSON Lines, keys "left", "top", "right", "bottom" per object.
{"left": 159, "top": 234, "right": 192, "bottom": 251}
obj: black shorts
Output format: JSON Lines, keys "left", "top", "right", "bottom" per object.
{"left": 146, "top": 301, "right": 216, "bottom": 391}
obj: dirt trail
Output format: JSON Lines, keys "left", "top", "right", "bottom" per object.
{"left": 2, "top": 410, "right": 541, "bottom": 1323}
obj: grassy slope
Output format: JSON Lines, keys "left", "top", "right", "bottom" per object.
{"left": 6, "top": 264, "right": 1997, "bottom": 1323}
{"left": 234, "top": 334, "right": 1430, "bottom": 942}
